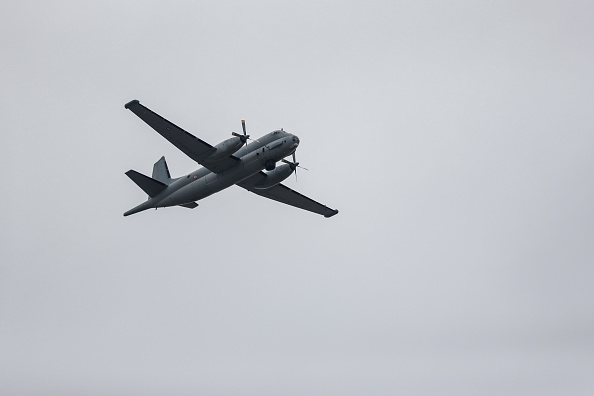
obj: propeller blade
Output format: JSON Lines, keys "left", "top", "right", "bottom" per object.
{"left": 292, "top": 152, "right": 297, "bottom": 180}
{"left": 232, "top": 120, "right": 260, "bottom": 153}
{"left": 233, "top": 118, "right": 254, "bottom": 147}
{"left": 292, "top": 152, "right": 308, "bottom": 170}
{"left": 281, "top": 154, "right": 308, "bottom": 182}
{"left": 281, "top": 158, "right": 309, "bottom": 171}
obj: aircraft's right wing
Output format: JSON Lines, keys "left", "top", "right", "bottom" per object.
{"left": 237, "top": 172, "right": 338, "bottom": 218}
{"left": 125, "top": 100, "right": 239, "bottom": 173}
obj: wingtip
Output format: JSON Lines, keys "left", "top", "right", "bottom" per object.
{"left": 124, "top": 99, "right": 140, "bottom": 109}
{"left": 324, "top": 209, "right": 339, "bottom": 218}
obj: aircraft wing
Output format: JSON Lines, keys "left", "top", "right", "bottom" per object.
{"left": 125, "top": 100, "right": 239, "bottom": 173}
{"left": 237, "top": 172, "right": 339, "bottom": 218}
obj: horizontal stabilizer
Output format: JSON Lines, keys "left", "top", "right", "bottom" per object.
{"left": 125, "top": 170, "right": 167, "bottom": 197}
{"left": 179, "top": 202, "right": 198, "bottom": 209}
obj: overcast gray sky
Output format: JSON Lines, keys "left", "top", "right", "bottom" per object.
{"left": 1, "top": 1, "right": 593, "bottom": 394}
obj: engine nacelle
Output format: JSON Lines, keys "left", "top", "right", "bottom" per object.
{"left": 254, "top": 164, "right": 293, "bottom": 189}
{"left": 207, "top": 137, "right": 244, "bottom": 161}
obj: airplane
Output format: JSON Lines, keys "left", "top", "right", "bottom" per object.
{"left": 123, "top": 100, "right": 338, "bottom": 218}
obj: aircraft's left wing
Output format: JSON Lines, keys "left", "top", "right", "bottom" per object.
{"left": 125, "top": 100, "right": 239, "bottom": 173}
{"left": 237, "top": 172, "right": 338, "bottom": 218}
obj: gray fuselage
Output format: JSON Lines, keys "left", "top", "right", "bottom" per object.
{"left": 143, "top": 130, "right": 298, "bottom": 211}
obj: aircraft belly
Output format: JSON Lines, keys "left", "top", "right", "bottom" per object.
{"left": 156, "top": 178, "right": 210, "bottom": 207}
{"left": 155, "top": 158, "right": 265, "bottom": 208}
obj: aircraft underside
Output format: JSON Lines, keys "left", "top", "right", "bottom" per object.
{"left": 123, "top": 100, "right": 338, "bottom": 218}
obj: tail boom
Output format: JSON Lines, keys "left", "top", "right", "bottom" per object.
{"left": 123, "top": 200, "right": 153, "bottom": 216}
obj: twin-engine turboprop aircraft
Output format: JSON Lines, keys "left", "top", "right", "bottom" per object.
{"left": 123, "top": 100, "right": 338, "bottom": 218}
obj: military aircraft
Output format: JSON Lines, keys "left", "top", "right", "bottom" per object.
{"left": 123, "top": 100, "right": 338, "bottom": 218}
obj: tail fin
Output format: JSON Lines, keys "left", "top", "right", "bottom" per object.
{"left": 125, "top": 170, "right": 167, "bottom": 197}
{"left": 152, "top": 156, "right": 172, "bottom": 184}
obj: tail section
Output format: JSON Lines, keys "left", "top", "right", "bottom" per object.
{"left": 125, "top": 170, "right": 167, "bottom": 197}
{"left": 123, "top": 200, "right": 152, "bottom": 216}
{"left": 124, "top": 157, "right": 174, "bottom": 216}
{"left": 152, "top": 156, "right": 172, "bottom": 184}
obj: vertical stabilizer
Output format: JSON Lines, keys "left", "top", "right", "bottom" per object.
{"left": 152, "top": 156, "right": 172, "bottom": 184}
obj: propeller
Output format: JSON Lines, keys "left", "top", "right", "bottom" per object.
{"left": 281, "top": 152, "right": 308, "bottom": 181}
{"left": 232, "top": 120, "right": 259, "bottom": 149}
{"left": 231, "top": 120, "right": 249, "bottom": 146}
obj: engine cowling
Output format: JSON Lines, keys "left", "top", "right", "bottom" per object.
{"left": 254, "top": 164, "right": 293, "bottom": 189}
{"left": 207, "top": 137, "right": 244, "bottom": 161}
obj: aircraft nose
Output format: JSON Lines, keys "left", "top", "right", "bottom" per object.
{"left": 292, "top": 135, "right": 300, "bottom": 146}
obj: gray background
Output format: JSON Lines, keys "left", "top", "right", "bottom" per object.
{"left": 1, "top": 1, "right": 593, "bottom": 394}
